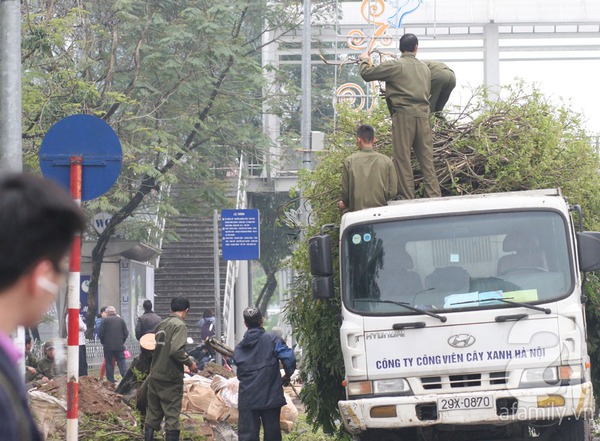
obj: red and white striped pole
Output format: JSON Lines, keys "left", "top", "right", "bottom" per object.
{"left": 67, "top": 156, "right": 82, "bottom": 440}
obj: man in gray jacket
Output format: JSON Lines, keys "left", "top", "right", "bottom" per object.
{"left": 98, "top": 306, "right": 129, "bottom": 383}
{"left": 135, "top": 300, "right": 161, "bottom": 340}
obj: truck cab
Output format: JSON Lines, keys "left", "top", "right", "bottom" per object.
{"left": 310, "top": 189, "right": 600, "bottom": 441}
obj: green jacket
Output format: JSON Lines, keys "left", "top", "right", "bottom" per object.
{"left": 149, "top": 314, "right": 193, "bottom": 383}
{"left": 422, "top": 60, "right": 454, "bottom": 80}
{"left": 25, "top": 352, "right": 40, "bottom": 382}
{"left": 341, "top": 149, "right": 397, "bottom": 211}
{"left": 36, "top": 357, "right": 56, "bottom": 380}
{"left": 360, "top": 52, "right": 430, "bottom": 117}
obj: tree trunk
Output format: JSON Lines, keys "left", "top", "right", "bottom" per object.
{"left": 256, "top": 271, "right": 278, "bottom": 317}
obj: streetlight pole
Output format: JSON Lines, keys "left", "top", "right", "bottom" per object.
{"left": 0, "top": 0, "right": 22, "bottom": 173}
{"left": 300, "top": 0, "right": 311, "bottom": 230}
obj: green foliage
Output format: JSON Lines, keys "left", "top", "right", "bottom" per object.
{"left": 283, "top": 414, "right": 348, "bottom": 441}
{"left": 21, "top": 0, "right": 314, "bottom": 236}
{"left": 287, "top": 81, "right": 600, "bottom": 434}
{"left": 58, "top": 412, "right": 144, "bottom": 441}
{"left": 20, "top": 0, "right": 314, "bottom": 333}
{"left": 584, "top": 273, "right": 600, "bottom": 405}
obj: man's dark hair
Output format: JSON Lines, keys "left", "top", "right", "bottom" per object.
{"left": 171, "top": 296, "right": 190, "bottom": 312}
{"left": 143, "top": 300, "right": 153, "bottom": 311}
{"left": 203, "top": 308, "right": 214, "bottom": 318}
{"left": 356, "top": 124, "right": 375, "bottom": 144}
{"left": 243, "top": 307, "right": 263, "bottom": 328}
{"left": 400, "top": 33, "right": 418, "bottom": 53}
{"left": 0, "top": 173, "right": 86, "bottom": 291}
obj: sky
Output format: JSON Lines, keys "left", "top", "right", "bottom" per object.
{"left": 337, "top": 1, "right": 600, "bottom": 135}
{"left": 441, "top": 57, "right": 600, "bottom": 135}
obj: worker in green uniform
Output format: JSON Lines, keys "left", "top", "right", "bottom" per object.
{"left": 423, "top": 60, "right": 456, "bottom": 118}
{"left": 25, "top": 336, "right": 40, "bottom": 383}
{"left": 359, "top": 33, "right": 441, "bottom": 200}
{"left": 144, "top": 297, "right": 197, "bottom": 441}
{"left": 36, "top": 341, "right": 57, "bottom": 381}
{"left": 338, "top": 124, "right": 398, "bottom": 212}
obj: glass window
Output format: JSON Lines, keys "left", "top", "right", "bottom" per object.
{"left": 341, "top": 210, "right": 573, "bottom": 315}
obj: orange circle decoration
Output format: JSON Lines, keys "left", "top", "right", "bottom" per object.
{"left": 335, "top": 83, "right": 367, "bottom": 110}
{"left": 361, "top": 0, "right": 386, "bottom": 21}
{"left": 347, "top": 29, "right": 366, "bottom": 50}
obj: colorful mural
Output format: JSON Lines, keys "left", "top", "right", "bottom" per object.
{"left": 334, "top": 0, "right": 423, "bottom": 110}
{"left": 387, "top": 0, "right": 424, "bottom": 29}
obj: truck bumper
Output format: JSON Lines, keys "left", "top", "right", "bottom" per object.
{"left": 338, "top": 382, "right": 594, "bottom": 435}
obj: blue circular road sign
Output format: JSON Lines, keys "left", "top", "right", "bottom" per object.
{"left": 39, "top": 114, "right": 122, "bottom": 201}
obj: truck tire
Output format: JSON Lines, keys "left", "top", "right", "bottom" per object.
{"left": 551, "top": 417, "right": 591, "bottom": 441}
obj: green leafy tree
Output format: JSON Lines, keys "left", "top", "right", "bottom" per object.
{"left": 20, "top": 0, "right": 336, "bottom": 334}
{"left": 287, "top": 82, "right": 600, "bottom": 434}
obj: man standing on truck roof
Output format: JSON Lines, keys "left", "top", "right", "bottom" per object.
{"left": 338, "top": 124, "right": 397, "bottom": 212}
{"left": 359, "top": 33, "right": 441, "bottom": 200}
{"left": 422, "top": 60, "right": 456, "bottom": 118}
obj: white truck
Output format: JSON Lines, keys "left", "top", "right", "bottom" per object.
{"left": 309, "top": 189, "right": 600, "bottom": 441}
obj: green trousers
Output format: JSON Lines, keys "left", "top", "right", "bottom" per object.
{"left": 430, "top": 69, "right": 456, "bottom": 114}
{"left": 391, "top": 112, "right": 441, "bottom": 200}
{"left": 145, "top": 377, "right": 183, "bottom": 432}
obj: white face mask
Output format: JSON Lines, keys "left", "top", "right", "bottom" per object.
{"left": 37, "top": 277, "right": 60, "bottom": 297}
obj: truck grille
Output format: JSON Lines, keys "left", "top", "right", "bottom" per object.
{"left": 421, "top": 371, "right": 508, "bottom": 390}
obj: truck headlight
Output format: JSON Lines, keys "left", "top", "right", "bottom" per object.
{"left": 559, "top": 365, "right": 583, "bottom": 381}
{"left": 347, "top": 380, "right": 372, "bottom": 396}
{"left": 347, "top": 378, "right": 412, "bottom": 397}
{"left": 373, "top": 378, "right": 411, "bottom": 394}
{"left": 520, "top": 367, "right": 559, "bottom": 387}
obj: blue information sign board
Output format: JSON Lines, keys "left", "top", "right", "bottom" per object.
{"left": 221, "top": 209, "right": 260, "bottom": 260}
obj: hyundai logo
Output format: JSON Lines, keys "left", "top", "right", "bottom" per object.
{"left": 447, "top": 334, "right": 476, "bottom": 348}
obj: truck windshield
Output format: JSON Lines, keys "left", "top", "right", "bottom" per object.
{"left": 341, "top": 210, "right": 573, "bottom": 315}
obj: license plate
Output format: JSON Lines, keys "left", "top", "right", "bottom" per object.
{"left": 438, "top": 396, "right": 493, "bottom": 411}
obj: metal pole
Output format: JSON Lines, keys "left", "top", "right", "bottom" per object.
{"left": 213, "top": 210, "right": 222, "bottom": 365}
{"left": 300, "top": 0, "right": 312, "bottom": 230}
{"left": 66, "top": 156, "right": 82, "bottom": 440}
{"left": 1, "top": 0, "right": 24, "bottom": 385}
{"left": 483, "top": 22, "right": 500, "bottom": 93}
{"left": 0, "top": 0, "right": 22, "bottom": 172}
{"left": 301, "top": 0, "right": 311, "bottom": 168}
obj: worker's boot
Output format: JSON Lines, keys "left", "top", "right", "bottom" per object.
{"left": 165, "top": 430, "right": 180, "bottom": 441}
{"left": 143, "top": 425, "right": 155, "bottom": 441}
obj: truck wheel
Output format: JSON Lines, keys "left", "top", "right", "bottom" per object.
{"left": 551, "top": 417, "right": 591, "bottom": 441}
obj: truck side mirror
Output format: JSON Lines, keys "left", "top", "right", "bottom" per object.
{"left": 308, "top": 235, "right": 335, "bottom": 299}
{"left": 576, "top": 231, "right": 600, "bottom": 272}
{"left": 312, "top": 275, "right": 334, "bottom": 300}
{"left": 309, "top": 234, "right": 333, "bottom": 276}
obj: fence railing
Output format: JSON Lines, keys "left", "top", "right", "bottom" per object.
{"left": 31, "top": 338, "right": 141, "bottom": 371}
{"left": 222, "top": 153, "right": 247, "bottom": 348}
